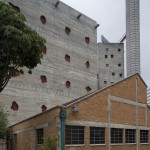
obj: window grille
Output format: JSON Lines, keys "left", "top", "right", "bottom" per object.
{"left": 125, "top": 129, "right": 136, "bottom": 144}
{"left": 90, "top": 127, "right": 105, "bottom": 144}
{"left": 37, "top": 128, "right": 44, "bottom": 144}
{"left": 14, "top": 134, "right": 17, "bottom": 145}
{"left": 65, "top": 126, "right": 84, "bottom": 145}
{"left": 111, "top": 128, "right": 123, "bottom": 144}
{"left": 140, "top": 130, "right": 149, "bottom": 143}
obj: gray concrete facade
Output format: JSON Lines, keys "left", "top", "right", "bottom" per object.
{"left": 97, "top": 43, "right": 124, "bottom": 89}
{"left": 126, "top": 0, "right": 140, "bottom": 76}
{"left": 1, "top": 0, "right": 124, "bottom": 125}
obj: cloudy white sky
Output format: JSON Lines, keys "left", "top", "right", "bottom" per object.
{"left": 61, "top": 0, "right": 150, "bottom": 87}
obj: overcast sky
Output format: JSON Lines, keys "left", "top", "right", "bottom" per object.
{"left": 61, "top": 0, "right": 150, "bottom": 88}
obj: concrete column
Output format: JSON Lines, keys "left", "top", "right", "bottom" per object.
{"left": 126, "top": 0, "right": 140, "bottom": 76}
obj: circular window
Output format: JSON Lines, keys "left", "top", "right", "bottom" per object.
{"left": 40, "top": 16, "right": 46, "bottom": 25}
{"left": 11, "top": 101, "right": 19, "bottom": 111}
{"left": 9, "top": 2, "right": 20, "bottom": 13}
{"left": 85, "top": 37, "right": 90, "bottom": 44}
{"left": 86, "top": 86, "right": 91, "bottom": 92}
{"left": 86, "top": 61, "right": 90, "bottom": 69}
{"left": 41, "top": 105, "right": 47, "bottom": 112}
{"left": 65, "top": 54, "right": 70, "bottom": 62}
{"left": 66, "top": 81, "right": 71, "bottom": 88}
{"left": 42, "top": 46, "right": 47, "bottom": 54}
{"left": 65, "top": 27, "right": 71, "bottom": 35}
{"left": 40, "top": 75, "right": 47, "bottom": 83}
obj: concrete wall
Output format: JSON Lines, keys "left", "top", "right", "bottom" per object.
{"left": 97, "top": 43, "right": 124, "bottom": 89}
{"left": 1, "top": 0, "right": 124, "bottom": 126}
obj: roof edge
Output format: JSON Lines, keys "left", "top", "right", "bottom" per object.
{"left": 9, "top": 106, "right": 61, "bottom": 128}
{"left": 62, "top": 73, "right": 147, "bottom": 108}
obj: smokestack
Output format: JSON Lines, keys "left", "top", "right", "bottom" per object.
{"left": 126, "top": 0, "right": 140, "bottom": 76}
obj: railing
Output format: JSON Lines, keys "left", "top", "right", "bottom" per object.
{"left": 0, "top": 140, "right": 10, "bottom": 150}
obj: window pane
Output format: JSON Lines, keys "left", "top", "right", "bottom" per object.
{"left": 90, "top": 127, "right": 105, "bottom": 144}
{"left": 125, "top": 129, "right": 136, "bottom": 144}
{"left": 65, "top": 126, "right": 84, "bottom": 145}
{"left": 37, "top": 128, "right": 44, "bottom": 144}
{"left": 140, "top": 130, "right": 149, "bottom": 143}
{"left": 111, "top": 128, "right": 123, "bottom": 144}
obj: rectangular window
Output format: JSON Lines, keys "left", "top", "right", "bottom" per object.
{"left": 120, "top": 74, "right": 123, "bottom": 77}
{"left": 140, "top": 130, "right": 149, "bottom": 144}
{"left": 111, "top": 55, "right": 114, "bottom": 58}
{"left": 106, "top": 48, "right": 109, "bottom": 51}
{"left": 104, "top": 81, "right": 107, "bottom": 84}
{"left": 13, "top": 134, "right": 17, "bottom": 145}
{"left": 106, "top": 64, "right": 109, "bottom": 67}
{"left": 37, "top": 128, "right": 44, "bottom": 144}
{"left": 90, "top": 127, "right": 105, "bottom": 144}
{"left": 65, "top": 126, "right": 84, "bottom": 145}
{"left": 111, "top": 128, "right": 123, "bottom": 144}
{"left": 125, "top": 129, "right": 136, "bottom": 144}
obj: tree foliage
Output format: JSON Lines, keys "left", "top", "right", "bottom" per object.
{"left": 0, "top": 0, "right": 46, "bottom": 93}
{"left": 42, "top": 137, "right": 57, "bottom": 150}
{"left": 0, "top": 105, "right": 9, "bottom": 139}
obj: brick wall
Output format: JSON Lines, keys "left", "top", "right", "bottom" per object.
{"left": 9, "top": 74, "right": 150, "bottom": 150}
{"left": 64, "top": 74, "right": 150, "bottom": 150}
{"left": 10, "top": 107, "right": 60, "bottom": 150}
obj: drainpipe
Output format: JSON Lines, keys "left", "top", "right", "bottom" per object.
{"left": 60, "top": 110, "right": 66, "bottom": 150}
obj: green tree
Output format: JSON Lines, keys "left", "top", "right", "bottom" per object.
{"left": 42, "top": 137, "right": 57, "bottom": 150}
{"left": 0, "top": 105, "right": 9, "bottom": 139}
{"left": 0, "top": 0, "right": 46, "bottom": 93}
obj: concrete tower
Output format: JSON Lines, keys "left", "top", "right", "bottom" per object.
{"left": 126, "top": 0, "right": 140, "bottom": 76}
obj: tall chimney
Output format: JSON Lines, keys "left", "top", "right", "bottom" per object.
{"left": 126, "top": 0, "right": 140, "bottom": 76}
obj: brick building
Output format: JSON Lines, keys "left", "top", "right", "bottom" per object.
{"left": 9, "top": 74, "right": 150, "bottom": 150}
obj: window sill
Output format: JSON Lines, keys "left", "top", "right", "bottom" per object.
{"left": 66, "top": 144, "right": 85, "bottom": 147}
{"left": 125, "top": 143, "right": 136, "bottom": 145}
{"left": 111, "top": 144, "right": 123, "bottom": 146}
{"left": 37, "top": 144, "right": 43, "bottom": 146}
{"left": 140, "top": 143, "right": 149, "bottom": 145}
{"left": 90, "top": 144, "right": 106, "bottom": 146}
